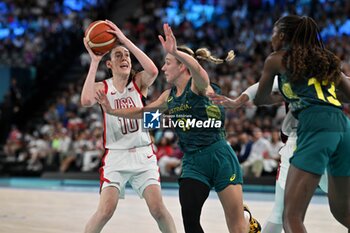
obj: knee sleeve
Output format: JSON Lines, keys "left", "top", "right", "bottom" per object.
{"left": 266, "top": 183, "right": 284, "bottom": 224}
{"left": 179, "top": 178, "right": 210, "bottom": 233}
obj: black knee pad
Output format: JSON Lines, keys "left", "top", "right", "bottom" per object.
{"left": 179, "top": 178, "right": 210, "bottom": 233}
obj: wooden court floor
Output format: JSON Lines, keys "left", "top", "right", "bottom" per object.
{"left": 0, "top": 187, "right": 346, "bottom": 233}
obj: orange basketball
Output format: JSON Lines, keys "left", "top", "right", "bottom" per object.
{"left": 85, "top": 20, "right": 118, "bottom": 55}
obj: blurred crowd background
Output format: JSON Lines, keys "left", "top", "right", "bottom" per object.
{"left": 0, "top": 0, "right": 349, "bottom": 179}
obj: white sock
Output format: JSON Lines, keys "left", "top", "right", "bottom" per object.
{"left": 244, "top": 210, "right": 251, "bottom": 221}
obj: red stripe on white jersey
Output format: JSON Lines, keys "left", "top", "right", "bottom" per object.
{"left": 132, "top": 79, "right": 144, "bottom": 107}
{"left": 99, "top": 149, "right": 110, "bottom": 193}
{"left": 103, "top": 80, "right": 108, "bottom": 94}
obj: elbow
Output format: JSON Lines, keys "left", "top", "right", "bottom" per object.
{"left": 198, "top": 81, "right": 210, "bottom": 95}
{"left": 150, "top": 67, "right": 158, "bottom": 78}
{"left": 81, "top": 98, "right": 93, "bottom": 107}
{"left": 205, "top": 79, "right": 210, "bottom": 88}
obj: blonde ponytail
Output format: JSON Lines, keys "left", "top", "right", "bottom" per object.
{"left": 195, "top": 48, "right": 235, "bottom": 64}
{"left": 177, "top": 45, "right": 235, "bottom": 64}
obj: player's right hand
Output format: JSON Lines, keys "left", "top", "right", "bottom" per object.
{"left": 95, "top": 89, "right": 113, "bottom": 114}
{"left": 158, "top": 23, "right": 177, "bottom": 55}
{"left": 207, "top": 93, "right": 243, "bottom": 109}
{"left": 83, "top": 37, "right": 107, "bottom": 62}
{"left": 104, "top": 20, "right": 128, "bottom": 44}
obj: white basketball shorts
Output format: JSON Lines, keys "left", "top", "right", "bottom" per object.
{"left": 99, "top": 145, "right": 160, "bottom": 198}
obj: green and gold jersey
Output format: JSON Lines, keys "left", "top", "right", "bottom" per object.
{"left": 166, "top": 79, "right": 226, "bottom": 152}
{"left": 278, "top": 73, "right": 342, "bottom": 118}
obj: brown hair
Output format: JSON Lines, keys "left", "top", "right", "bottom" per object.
{"left": 275, "top": 15, "right": 341, "bottom": 84}
{"left": 106, "top": 46, "right": 136, "bottom": 83}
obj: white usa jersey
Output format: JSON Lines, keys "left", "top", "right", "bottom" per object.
{"left": 101, "top": 78, "right": 151, "bottom": 149}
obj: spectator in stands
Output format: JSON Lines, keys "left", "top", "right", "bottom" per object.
{"left": 237, "top": 132, "right": 254, "bottom": 163}
{"left": 3, "top": 125, "right": 22, "bottom": 160}
{"left": 27, "top": 132, "right": 51, "bottom": 171}
{"left": 156, "top": 136, "right": 181, "bottom": 177}
{"left": 44, "top": 104, "right": 60, "bottom": 124}
{"left": 82, "top": 127, "right": 104, "bottom": 172}
{"left": 241, "top": 127, "right": 272, "bottom": 177}
{"left": 269, "top": 129, "right": 284, "bottom": 162}
{"left": 226, "top": 133, "right": 241, "bottom": 155}
{"left": 9, "top": 77, "right": 22, "bottom": 113}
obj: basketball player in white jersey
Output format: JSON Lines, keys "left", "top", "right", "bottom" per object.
{"left": 81, "top": 20, "right": 176, "bottom": 233}
{"left": 208, "top": 77, "right": 328, "bottom": 233}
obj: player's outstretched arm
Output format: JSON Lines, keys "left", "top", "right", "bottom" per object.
{"left": 207, "top": 92, "right": 249, "bottom": 109}
{"left": 96, "top": 89, "right": 170, "bottom": 118}
{"left": 159, "top": 23, "right": 209, "bottom": 95}
{"left": 254, "top": 53, "right": 284, "bottom": 105}
{"left": 208, "top": 76, "right": 281, "bottom": 108}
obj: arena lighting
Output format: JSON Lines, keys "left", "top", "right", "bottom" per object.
{"left": 0, "top": 28, "right": 10, "bottom": 39}
{"left": 0, "top": 0, "right": 100, "bottom": 41}
{"left": 63, "top": 0, "right": 98, "bottom": 11}
{"left": 164, "top": 0, "right": 220, "bottom": 28}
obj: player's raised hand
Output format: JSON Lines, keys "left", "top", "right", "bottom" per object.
{"left": 207, "top": 93, "right": 244, "bottom": 109}
{"left": 105, "top": 19, "right": 128, "bottom": 44}
{"left": 95, "top": 89, "right": 113, "bottom": 114}
{"left": 158, "top": 23, "right": 177, "bottom": 55}
{"left": 83, "top": 37, "right": 107, "bottom": 62}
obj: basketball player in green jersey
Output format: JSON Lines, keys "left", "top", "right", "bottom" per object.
{"left": 254, "top": 15, "right": 350, "bottom": 232}
{"left": 96, "top": 23, "right": 261, "bottom": 233}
